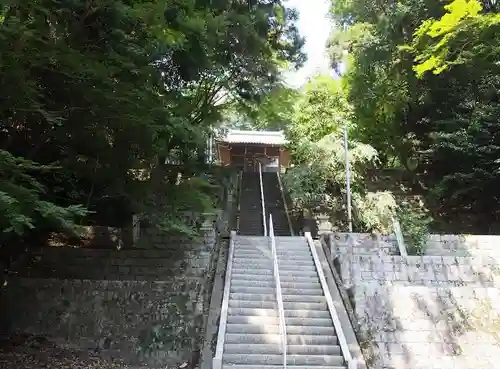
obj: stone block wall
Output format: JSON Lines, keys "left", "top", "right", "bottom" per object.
{"left": 323, "top": 232, "right": 500, "bottom": 369}
{"left": 0, "top": 226, "right": 220, "bottom": 368}
{"left": 423, "top": 234, "right": 500, "bottom": 258}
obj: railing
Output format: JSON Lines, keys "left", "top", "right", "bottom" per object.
{"left": 392, "top": 217, "right": 408, "bottom": 257}
{"left": 269, "top": 213, "right": 287, "bottom": 368}
{"left": 212, "top": 230, "right": 236, "bottom": 369}
{"left": 305, "top": 231, "right": 358, "bottom": 369}
{"left": 235, "top": 171, "right": 243, "bottom": 232}
{"left": 276, "top": 172, "right": 294, "bottom": 236}
{"left": 258, "top": 162, "right": 268, "bottom": 236}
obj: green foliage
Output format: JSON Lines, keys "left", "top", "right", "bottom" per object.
{"left": 0, "top": 150, "right": 87, "bottom": 239}
{"left": 353, "top": 191, "right": 397, "bottom": 234}
{"left": 288, "top": 77, "right": 351, "bottom": 142}
{"left": 272, "top": 73, "right": 432, "bottom": 244}
{"left": 329, "top": 0, "right": 500, "bottom": 234}
{"left": 236, "top": 86, "right": 300, "bottom": 131}
{"left": 284, "top": 128, "right": 382, "bottom": 231}
{"left": 397, "top": 199, "right": 432, "bottom": 255}
{"left": 0, "top": 0, "right": 305, "bottom": 242}
{"left": 283, "top": 163, "right": 328, "bottom": 210}
{"left": 410, "top": 0, "right": 500, "bottom": 77}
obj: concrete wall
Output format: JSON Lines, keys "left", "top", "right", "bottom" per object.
{"left": 322, "top": 232, "right": 500, "bottom": 369}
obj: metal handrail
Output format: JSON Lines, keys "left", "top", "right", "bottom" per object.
{"left": 305, "top": 232, "right": 357, "bottom": 369}
{"left": 235, "top": 171, "right": 243, "bottom": 232}
{"left": 212, "top": 230, "right": 236, "bottom": 369}
{"left": 258, "top": 162, "right": 268, "bottom": 236}
{"left": 269, "top": 213, "right": 287, "bottom": 368}
{"left": 276, "top": 172, "right": 294, "bottom": 236}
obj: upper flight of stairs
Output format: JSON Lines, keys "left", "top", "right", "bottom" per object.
{"left": 262, "top": 173, "right": 292, "bottom": 236}
{"left": 238, "top": 173, "right": 264, "bottom": 236}
{"left": 238, "top": 171, "right": 293, "bottom": 237}
{"left": 217, "top": 235, "right": 347, "bottom": 369}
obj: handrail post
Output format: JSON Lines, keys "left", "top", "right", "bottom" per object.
{"left": 258, "top": 162, "right": 267, "bottom": 236}
{"left": 392, "top": 217, "right": 408, "bottom": 257}
{"left": 269, "top": 214, "right": 287, "bottom": 368}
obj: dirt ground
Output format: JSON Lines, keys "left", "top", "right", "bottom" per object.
{"left": 0, "top": 334, "right": 191, "bottom": 369}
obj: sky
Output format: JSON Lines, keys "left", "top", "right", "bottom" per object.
{"left": 283, "top": 0, "right": 333, "bottom": 88}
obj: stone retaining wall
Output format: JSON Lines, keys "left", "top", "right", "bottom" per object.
{"left": 322, "top": 232, "right": 500, "bottom": 369}
{"left": 0, "top": 226, "right": 220, "bottom": 368}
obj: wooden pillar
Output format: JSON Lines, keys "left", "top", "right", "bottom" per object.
{"left": 279, "top": 147, "right": 291, "bottom": 173}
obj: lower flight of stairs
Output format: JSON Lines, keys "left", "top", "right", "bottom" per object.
{"left": 220, "top": 235, "right": 346, "bottom": 369}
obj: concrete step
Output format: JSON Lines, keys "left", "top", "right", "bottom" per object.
{"left": 233, "top": 253, "right": 312, "bottom": 260}
{"left": 281, "top": 270, "right": 318, "bottom": 278}
{"left": 230, "top": 279, "right": 321, "bottom": 290}
{"left": 222, "top": 353, "right": 344, "bottom": 366}
{"left": 275, "top": 237, "right": 307, "bottom": 242}
{"left": 231, "top": 274, "right": 274, "bottom": 282}
{"left": 228, "top": 300, "right": 326, "bottom": 310}
{"left": 230, "top": 273, "right": 318, "bottom": 284}
{"left": 232, "top": 263, "right": 316, "bottom": 272}
{"left": 230, "top": 293, "right": 324, "bottom": 303}
{"left": 232, "top": 259, "right": 314, "bottom": 267}
{"left": 224, "top": 343, "right": 341, "bottom": 355}
{"left": 229, "top": 286, "right": 276, "bottom": 294}
{"left": 227, "top": 315, "right": 332, "bottom": 327}
{"left": 231, "top": 267, "right": 273, "bottom": 275}
{"left": 225, "top": 333, "right": 338, "bottom": 345}
{"left": 227, "top": 307, "right": 329, "bottom": 319}
{"left": 276, "top": 247, "right": 311, "bottom": 253}
{"left": 228, "top": 307, "right": 277, "bottom": 317}
{"left": 223, "top": 366, "right": 345, "bottom": 369}
{"left": 226, "top": 324, "right": 335, "bottom": 335}
{"left": 229, "top": 286, "right": 323, "bottom": 296}
{"left": 281, "top": 281, "right": 321, "bottom": 290}
{"left": 279, "top": 274, "right": 319, "bottom": 283}
{"left": 233, "top": 252, "right": 312, "bottom": 260}
{"left": 231, "top": 268, "right": 317, "bottom": 277}
{"left": 230, "top": 279, "right": 274, "bottom": 288}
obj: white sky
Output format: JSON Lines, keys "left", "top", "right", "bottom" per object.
{"left": 283, "top": 0, "right": 333, "bottom": 88}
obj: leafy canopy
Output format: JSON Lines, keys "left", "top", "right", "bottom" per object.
{"left": 0, "top": 0, "right": 305, "bottom": 241}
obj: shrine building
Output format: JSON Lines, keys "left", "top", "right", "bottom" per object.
{"left": 215, "top": 130, "right": 291, "bottom": 173}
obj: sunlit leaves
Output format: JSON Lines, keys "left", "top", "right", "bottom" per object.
{"left": 412, "top": 0, "right": 500, "bottom": 77}
{"left": 288, "top": 76, "right": 351, "bottom": 143}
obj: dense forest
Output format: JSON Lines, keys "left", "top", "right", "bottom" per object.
{"left": 0, "top": 0, "right": 305, "bottom": 247}
{"left": 2, "top": 0, "right": 500, "bottom": 253}
{"left": 327, "top": 0, "right": 500, "bottom": 236}
{"left": 229, "top": 0, "right": 500, "bottom": 252}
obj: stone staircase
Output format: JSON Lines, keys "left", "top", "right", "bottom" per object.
{"left": 262, "top": 172, "right": 292, "bottom": 236}
{"left": 216, "top": 235, "right": 347, "bottom": 369}
{"left": 238, "top": 172, "right": 264, "bottom": 235}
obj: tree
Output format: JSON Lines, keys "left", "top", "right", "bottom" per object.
{"left": 410, "top": 0, "right": 500, "bottom": 77}
{"left": 0, "top": 0, "right": 306, "bottom": 241}
{"left": 328, "top": 0, "right": 500, "bottom": 232}
{"left": 292, "top": 76, "right": 350, "bottom": 139}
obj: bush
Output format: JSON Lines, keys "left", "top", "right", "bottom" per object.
{"left": 353, "top": 191, "right": 397, "bottom": 234}
{"left": 397, "top": 198, "right": 432, "bottom": 255}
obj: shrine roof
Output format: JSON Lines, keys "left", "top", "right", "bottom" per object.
{"left": 217, "top": 130, "right": 288, "bottom": 146}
